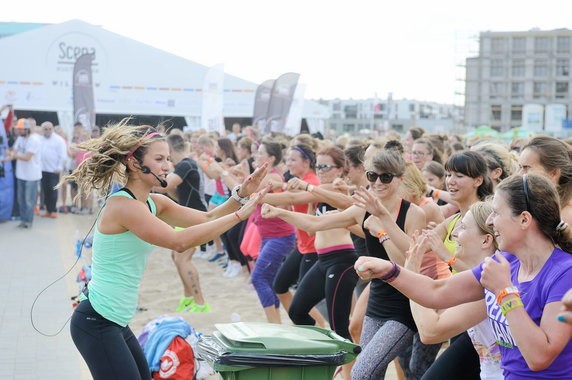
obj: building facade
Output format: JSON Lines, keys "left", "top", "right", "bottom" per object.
{"left": 465, "top": 28, "right": 572, "bottom": 133}
{"left": 319, "top": 97, "right": 463, "bottom": 136}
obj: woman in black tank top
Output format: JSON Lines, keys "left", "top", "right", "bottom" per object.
{"left": 262, "top": 150, "right": 427, "bottom": 379}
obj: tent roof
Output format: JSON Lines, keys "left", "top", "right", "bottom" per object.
{"left": 0, "top": 19, "right": 327, "bottom": 120}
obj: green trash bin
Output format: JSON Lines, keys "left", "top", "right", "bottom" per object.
{"left": 197, "top": 322, "right": 361, "bottom": 380}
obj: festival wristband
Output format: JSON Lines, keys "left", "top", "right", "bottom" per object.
{"left": 307, "top": 184, "right": 315, "bottom": 192}
{"left": 376, "top": 229, "right": 388, "bottom": 239}
{"left": 378, "top": 261, "right": 400, "bottom": 282}
{"left": 379, "top": 235, "right": 391, "bottom": 244}
{"left": 501, "top": 297, "right": 524, "bottom": 316}
{"left": 496, "top": 286, "right": 520, "bottom": 305}
{"left": 234, "top": 212, "right": 242, "bottom": 221}
{"left": 433, "top": 189, "right": 441, "bottom": 198}
{"left": 447, "top": 256, "right": 457, "bottom": 267}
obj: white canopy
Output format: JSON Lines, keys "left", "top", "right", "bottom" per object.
{"left": 0, "top": 19, "right": 328, "bottom": 131}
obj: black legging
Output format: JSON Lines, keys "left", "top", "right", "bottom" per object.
{"left": 221, "top": 219, "right": 249, "bottom": 267}
{"left": 272, "top": 247, "right": 318, "bottom": 294}
{"left": 288, "top": 249, "right": 358, "bottom": 340}
{"left": 70, "top": 300, "right": 150, "bottom": 380}
{"left": 420, "top": 331, "right": 481, "bottom": 380}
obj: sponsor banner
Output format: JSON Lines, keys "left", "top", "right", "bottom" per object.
{"left": 265, "top": 73, "right": 299, "bottom": 134}
{"left": 252, "top": 79, "right": 274, "bottom": 133}
{"left": 72, "top": 53, "right": 95, "bottom": 129}
{"left": 201, "top": 64, "right": 225, "bottom": 134}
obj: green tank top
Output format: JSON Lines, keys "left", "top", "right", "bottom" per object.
{"left": 443, "top": 213, "right": 462, "bottom": 255}
{"left": 85, "top": 189, "right": 157, "bottom": 327}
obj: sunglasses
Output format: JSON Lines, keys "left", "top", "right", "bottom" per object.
{"left": 366, "top": 171, "right": 399, "bottom": 184}
{"left": 316, "top": 164, "right": 340, "bottom": 172}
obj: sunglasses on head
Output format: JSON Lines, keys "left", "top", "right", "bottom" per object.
{"left": 366, "top": 171, "right": 398, "bottom": 184}
{"left": 316, "top": 164, "right": 339, "bottom": 172}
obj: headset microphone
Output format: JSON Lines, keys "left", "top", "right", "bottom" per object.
{"left": 141, "top": 166, "right": 168, "bottom": 188}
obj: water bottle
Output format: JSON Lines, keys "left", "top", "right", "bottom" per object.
{"left": 231, "top": 312, "right": 241, "bottom": 323}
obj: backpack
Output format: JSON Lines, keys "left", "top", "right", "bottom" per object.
{"left": 152, "top": 336, "right": 195, "bottom": 380}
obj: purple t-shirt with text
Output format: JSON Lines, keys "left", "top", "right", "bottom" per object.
{"left": 472, "top": 249, "right": 572, "bottom": 379}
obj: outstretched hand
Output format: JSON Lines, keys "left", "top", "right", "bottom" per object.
{"left": 237, "top": 183, "right": 272, "bottom": 220}
{"left": 354, "top": 256, "right": 393, "bottom": 280}
{"left": 286, "top": 177, "right": 308, "bottom": 191}
{"left": 353, "top": 186, "right": 389, "bottom": 217}
{"left": 240, "top": 162, "right": 269, "bottom": 196}
{"left": 261, "top": 203, "right": 281, "bottom": 219}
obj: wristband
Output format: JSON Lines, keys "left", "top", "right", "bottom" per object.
{"left": 208, "top": 157, "right": 214, "bottom": 163}
{"left": 376, "top": 229, "right": 388, "bottom": 239}
{"left": 307, "top": 184, "right": 315, "bottom": 192}
{"left": 433, "top": 189, "right": 441, "bottom": 198}
{"left": 496, "top": 286, "right": 520, "bottom": 305}
{"left": 234, "top": 211, "right": 242, "bottom": 221}
{"left": 221, "top": 170, "right": 229, "bottom": 177}
{"left": 201, "top": 164, "right": 208, "bottom": 170}
{"left": 378, "top": 261, "right": 400, "bottom": 282}
{"left": 379, "top": 235, "right": 391, "bottom": 244}
{"left": 500, "top": 297, "right": 524, "bottom": 316}
{"left": 447, "top": 256, "right": 456, "bottom": 267}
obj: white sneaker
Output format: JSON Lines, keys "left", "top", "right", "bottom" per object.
{"left": 224, "top": 262, "right": 242, "bottom": 278}
{"left": 195, "top": 250, "right": 210, "bottom": 259}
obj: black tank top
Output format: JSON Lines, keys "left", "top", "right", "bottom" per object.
{"left": 362, "top": 199, "right": 417, "bottom": 331}
{"left": 315, "top": 202, "right": 336, "bottom": 216}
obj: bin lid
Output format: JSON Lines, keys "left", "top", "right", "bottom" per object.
{"left": 213, "top": 322, "right": 355, "bottom": 355}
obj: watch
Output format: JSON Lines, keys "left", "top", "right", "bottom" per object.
{"left": 231, "top": 184, "right": 250, "bottom": 205}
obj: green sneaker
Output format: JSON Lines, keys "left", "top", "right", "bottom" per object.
{"left": 175, "top": 297, "right": 195, "bottom": 312}
{"left": 189, "top": 303, "right": 211, "bottom": 312}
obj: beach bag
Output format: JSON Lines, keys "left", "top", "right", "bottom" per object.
{"left": 152, "top": 336, "right": 195, "bottom": 380}
{"left": 240, "top": 216, "right": 261, "bottom": 259}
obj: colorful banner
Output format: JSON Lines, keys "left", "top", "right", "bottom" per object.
{"left": 72, "top": 53, "right": 95, "bottom": 129}
{"left": 201, "top": 64, "right": 225, "bottom": 134}
{"left": 0, "top": 118, "right": 14, "bottom": 220}
{"left": 265, "top": 73, "right": 300, "bottom": 134}
{"left": 252, "top": 79, "right": 275, "bottom": 133}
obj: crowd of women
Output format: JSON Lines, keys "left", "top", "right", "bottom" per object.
{"left": 66, "top": 119, "right": 572, "bottom": 379}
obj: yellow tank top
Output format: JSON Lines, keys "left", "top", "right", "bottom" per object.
{"left": 444, "top": 213, "right": 462, "bottom": 255}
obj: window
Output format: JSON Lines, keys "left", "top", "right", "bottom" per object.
{"left": 343, "top": 124, "right": 355, "bottom": 132}
{"left": 533, "top": 82, "right": 547, "bottom": 99}
{"left": 490, "top": 82, "right": 505, "bottom": 99}
{"left": 491, "top": 37, "right": 505, "bottom": 53}
{"left": 534, "top": 59, "right": 548, "bottom": 77}
{"left": 491, "top": 105, "right": 502, "bottom": 121}
{"left": 490, "top": 59, "right": 504, "bottom": 77}
{"left": 511, "top": 82, "right": 524, "bottom": 99}
{"left": 409, "top": 104, "right": 415, "bottom": 112}
{"left": 534, "top": 37, "right": 550, "bottom": 53}
{"left": 512, "top": 37, "right": 526, "bottom": 53}
{"left": 556, "top": 59, "right": 570, "bottom": 76}
{"left": 556, "top": 82, "right": 569, "bottom": 99}
{"left": 512, "top": 59, "right": 525, "bottom": 77}
{"left": 344, "top": 105, "right": 357, "bottom": 119}
{"left": 511, "top": 106, "right": 522, "bottom": 121}
{"left": 557, "top": 36, "right": 571, "bottom": 53}
{"left": 332, "top": 102, "right": 341, "bottom": 111}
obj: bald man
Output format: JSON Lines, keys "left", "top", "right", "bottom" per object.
{"left": 40, "top": 122, "right": 67, "bottom": 217}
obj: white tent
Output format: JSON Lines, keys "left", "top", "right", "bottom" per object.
{"left": 0, "top": 19, "right": 328, "bottom": 132}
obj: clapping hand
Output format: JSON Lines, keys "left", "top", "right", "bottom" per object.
{"left": 353, "top": 186, "right": 389, "bottom": 217}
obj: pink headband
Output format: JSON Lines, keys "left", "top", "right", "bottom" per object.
{"left": 125, "top": 132, "right": 160, "bottom": 161}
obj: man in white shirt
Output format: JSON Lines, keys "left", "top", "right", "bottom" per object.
{"left": 9, "top": 119, "right": 43, "bottom": 228}
{"left": 40, "top": 122, "right": 66, "bottom": 218}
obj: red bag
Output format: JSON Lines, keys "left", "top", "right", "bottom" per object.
{"left": 152, "top": 336, "right": 195, "bottom": 380}
{"left": 240, "top": 216, "right": 261, "bottom": 259}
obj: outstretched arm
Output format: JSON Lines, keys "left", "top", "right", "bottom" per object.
{"left": 261, "top": 203, "right": 364, "bottom": 233}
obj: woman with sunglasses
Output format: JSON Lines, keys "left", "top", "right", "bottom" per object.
{"left": 355, "top": 174, "right": 572, "bottom": 379}
{"left": 411, "top": 138, "right": 442, "bottom": 171}
{"left": 263, "top": 150, "right": 426, "bottom": 379}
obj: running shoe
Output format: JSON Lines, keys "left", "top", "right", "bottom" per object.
{"left": 208, "top": 251, "right": 226, "bottom": 262}
{"left": 195, "top": 250, "right": 210, "bottom": 259}
{"left": 175, "top": 296, "right": 195, "bottom": 312}
{"left": 224, "top": 262, "right": 242, "bottom": 278}
{"left": 189, "top": 303, "right": 211, "bottom": 312}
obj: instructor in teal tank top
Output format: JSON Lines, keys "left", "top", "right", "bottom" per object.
{"left": 60, "top": 120, "right": 270, "bottom": 380}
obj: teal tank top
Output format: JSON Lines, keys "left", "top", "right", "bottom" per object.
{"left": 84, "top": 189, "right": 157, "bottom": 327}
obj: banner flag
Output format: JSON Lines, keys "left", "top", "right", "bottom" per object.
{"left": 72, "top": 53, "right": 95, "bottom": 129}
{"left": 0, "top": 120, "right": 14, "bottom": 220}
{"left": 252, "top": 79, "right": 275, "bottom": 133}
{"left": 201, "top": 64, "right": 225, "bottom": 134}
{"left": 265, "top": 73, "right": 300, "bottom": 134}
{"left": 3, "top": 106, "right": 13, "bottom": 134}
{"left": 284, "top": 84, "right": 305, "bottom": 136}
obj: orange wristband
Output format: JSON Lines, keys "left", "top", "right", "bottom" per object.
{"left": 433, "top": 189, "right": 441, "bottom": 198}
{"left": 447, "top": 256, "right": 456, "bottom": 267}
{"left": 376, "top": 229, "right": 388, "bottom": 239}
